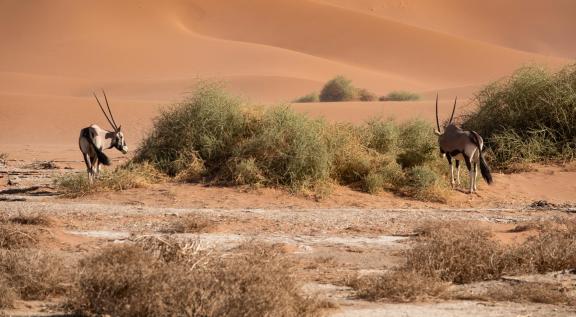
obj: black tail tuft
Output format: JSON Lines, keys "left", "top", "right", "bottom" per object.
{"left": 470, "top": 131, "right": 493, "bottom": 185}
{"left": 479, "top": 153, "right": 493, "bottom": 184}
{"left": 94, "top": 148, "right": 111, "bottom": 166}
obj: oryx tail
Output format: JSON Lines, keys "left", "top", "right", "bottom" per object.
{"left": 80, "top": 127, "right": 110, "bottom": 166}
{"left": 470, "top": 131, "right": 492, "bottom": 184}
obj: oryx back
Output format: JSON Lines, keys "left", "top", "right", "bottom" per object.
{"left": 79, "top": 125, "right": 110, "bottom": 166}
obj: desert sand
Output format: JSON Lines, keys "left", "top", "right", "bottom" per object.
{"left": 1, "top": 0, "right": 573, "bottom": 150}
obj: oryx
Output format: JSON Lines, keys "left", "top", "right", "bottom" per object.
{"left": 434, "top": 94, "right": 492, "bottom": 193}
{"left": 79, "top": 91, "right": 128, "bottom": 183}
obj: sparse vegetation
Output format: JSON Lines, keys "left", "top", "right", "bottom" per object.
{"left": 484, "top": 282, "right": 575, "bottom": 306}
{"left": 303, "top": 75, "right": 378, "bottom": 102}
{"left": 0, "top": 249, "right": 70, "bottom": 301}
{"left": 0, "top": 152, "right": 7, "bottom": 165}
{"left": 463, "top": 64, "right": 576, "bottom": 168}
{"left": 0, "top": 223, "right": 43, "bottom": 250}
{"left": 56, "top": 162, "right": 163, "bottom": 197}
{"left": 348, "top": 270, "right": 447, "bottom": 302}
{"left": 406, "top": 222, "right": 509, "bottom": 284}
{"left": 380, "top": 91, "right": 420, "bottom": 101}
{"left": 69, "top": 241, "right": 325, "bottom": 317}
{"left": 159, "top": 214, "right": 215, "bottom": 234}
{"left": 293, "top": 92, "right": 320, "bottom": 103}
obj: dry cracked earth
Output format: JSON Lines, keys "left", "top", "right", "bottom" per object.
{"left": 1, "top": 159, "right": 575, "bottom": 317}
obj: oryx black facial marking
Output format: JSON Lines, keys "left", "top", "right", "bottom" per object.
{"left": 434, "top": 94, "right": 492, "bottom": 193}
{"left": 78, "top": 90, "right": 128, "bottom": 183}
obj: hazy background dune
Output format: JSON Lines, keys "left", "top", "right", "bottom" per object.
{"left": 1, "top": 0, "right": 574, "bottom": 158}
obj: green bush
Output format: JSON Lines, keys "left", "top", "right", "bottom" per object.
{"left": 396, "top": 120, "right": 438, "bottom": 168}
{"left": 380, "top": 91, "right": 420, "bottom": 101}
{"left": 132, "top": 83, "right": 448, "bottom": 201}
{"left": 240, "top": 107, "right": 331, "bottom": 188}
{"left": 462, "top": 64, "right": 576, "bottom": 167}
{"left": 135, "top": 82, "right": 248, "bottom": 176}
{"left": 293, "top": 92, "right": 319, "bottom": 103}
{"left": 319, "top": 76, "right": 358, "bottom": 102}
{"left": 365, "top": 119, "right": 399, "bottom": 154}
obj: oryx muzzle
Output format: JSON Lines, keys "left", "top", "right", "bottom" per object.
{"left": 78, "top": 90, "right": 128, "bottom": 183}
{"left": 435, "top": 94, "right": 492, "bottom": 193}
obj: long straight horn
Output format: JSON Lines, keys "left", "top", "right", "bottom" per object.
{"left": 93, "top": 92, "right": 116, "bottom": 131}
{"left": 101, "top": 90, "right": 119, "bottom": 131}
{"left": 449, "top": 96, "right": 457, "bottom": 124}
{"left": 435, "top": 93, "right": 440, "bottom": 131}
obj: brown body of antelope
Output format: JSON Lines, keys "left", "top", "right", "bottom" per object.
{"left": 79, "top": 91, "right": 128, "bottom": 183}
{"left": 434, "top": 95, "right": 492, "bottom": 193}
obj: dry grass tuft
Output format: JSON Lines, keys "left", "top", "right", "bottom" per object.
{"left": 406, "top": 222, "right": 510, "bottom": 284}
{"left": 485, "top": 282, "right": 575, "bottom": 305}
{"left": 56, "top": 162, "right": 163, "bottom": 197}
{"left": 159, "top": 214, "right": 215, "bottom": 234}
{"left": 0, "top": 249, "right": 70, "bottom": 300}
{"left": 69, "top": 242, "right": 325, "bottom": 317}
{"left": 509, "top": 221, "right": 576, "bottom": 274}
{"left": 0, "top": 223, "right": 41, "bottom": 249}
{"left": 348, "top": 270, "right": 447, "bottom": 302}
{"left": 6, "top": 213, "right": 52, "bottom": 227}
{"left": 0, "top": 274, "right": 16, "bottom": 309}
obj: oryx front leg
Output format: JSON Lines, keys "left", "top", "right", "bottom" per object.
{"left": 446, "top": 156, "right": 455, "bottom": 188}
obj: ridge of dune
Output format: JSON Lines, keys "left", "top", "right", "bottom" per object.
{"left": 0, "top": 0, "right": 425, "bottom": 102}
{"left": 188, "top": 0, "right": 569, "bottom": 89}
{"left": 313, "top": 0, "right": 576, "bottom": 59}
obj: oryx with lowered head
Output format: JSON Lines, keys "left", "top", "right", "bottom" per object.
{"left": 434, "top": 94, "right": 492, "bottom": 193}
{"left": 79, "top": 90, "right": 128, "bottom": 183}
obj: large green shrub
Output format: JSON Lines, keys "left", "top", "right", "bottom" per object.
{"left": 133, "top": 83, "right": 447, "bottom": 200}
{"left": 463, "top": 64, "right": 576, "bottom": 167}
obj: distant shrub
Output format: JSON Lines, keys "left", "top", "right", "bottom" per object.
{"left": 293, "top": 92, "right": 319, "bottom": 103}
{"left": 357, "top": 88, "right": 378, "bottom": 101}
{"left": 463, "top": 64, "right": 576, "bottom": 167}
{"left": 380, "top": 91, "right": 420, "bottom": 101}
{"left": 319, "top": 76, "right": 358, "bottom": 102}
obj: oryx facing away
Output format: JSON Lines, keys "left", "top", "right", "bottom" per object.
{"left": 434, "top": 94, "right": 492, "bottom": 193}
{"left": 79, "top": 91, "right": 128, "bottom": 183}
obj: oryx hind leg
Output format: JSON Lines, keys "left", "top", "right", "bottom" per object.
{"left": 82, "top": 153, "right": 94, "bottom": 184}
{"left": 455, "top": 160, "right": 461, "bottom": 186}
{"left": 463, "top": 154, "right": 474, "bottom": 194}
{"left": 473, "top": 162, "right": 478, "bottom": 192}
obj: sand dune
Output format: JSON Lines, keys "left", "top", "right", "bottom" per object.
{"left": 0, "top": 0, "right": 574, "bottom": 157}
{"left": 190, "top": 0, "right": 567, "bottom": 88}
{"left": 315, "top": 0, "right": 576, "bottom": 59}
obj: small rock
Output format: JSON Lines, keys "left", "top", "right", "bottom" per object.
{"left": 7, "top": 176, "right": 20, "bottom": 186}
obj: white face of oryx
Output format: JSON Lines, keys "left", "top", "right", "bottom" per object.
{"left": 115, "top": 128, "right": 128, "bottom": 154}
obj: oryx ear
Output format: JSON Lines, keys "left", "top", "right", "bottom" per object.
{"left": 117, "top": 126, "right": 122, "bottom": 132}
{"left": 434, "top": 129, "right": 442, "bottom": 136}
